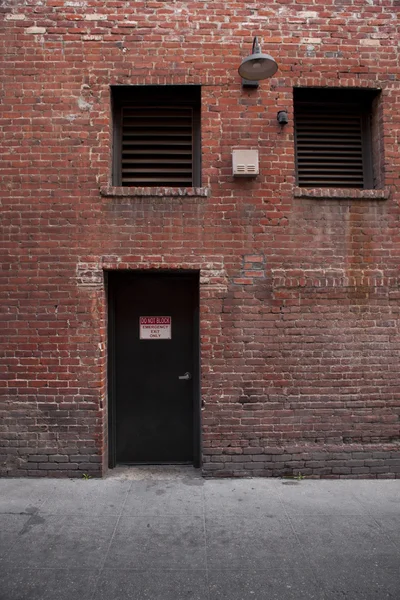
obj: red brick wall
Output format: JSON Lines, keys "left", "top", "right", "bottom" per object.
{"left": 1, "top": 0, "right": 399, "bottom": 477}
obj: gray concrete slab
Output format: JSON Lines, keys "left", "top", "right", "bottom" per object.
{"left": 39, "top": 479, "right": 131, "bottom": 516}
{"left": 208, "top": 567, "right": 325, "bottom": 600}
{"left": 349, "top": 480, "right": 400, "bottom": 515}
{"left": 1, "top": 515, "right": 118, "bottom": 569}
{"left": 309, "top": 555, "right": 400, "bottom": 600}
{"left": 291, "top": 515, "right": 398, "bottom": 558}
{"left": 121, "top": 479, "right": 204, "bottom": 516}
{"left": 94, "top": 569, "right": 208, "bottom": 600}
{"left": 0, "top": 515, "right": 31, "bottom": 559}
{"left": 105, "top": 515, "right": 206, "bottom": 569}
{"left": 0, "top": 568, "right": 98, "bottom": 600}
{"left": 0, "top": 474, "right": 399, "bottom": 600}
{"left": 205, "top": 513, "right": 301, "bottom": 568}
{"left": 372, "top": 515, "right": 400, "bottom": 549}
{"left": 204, "top": 478, "right": 283, "bottom": 515}
{"left": 278, "top": 480, "right": 366, "bottom": 515}
{"left": 0, "top": 479, "right": 58, "bottom": 514}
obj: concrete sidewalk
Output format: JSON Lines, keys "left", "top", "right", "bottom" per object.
{"left": 0, "top": 468, "right": 399, "bottom": 600}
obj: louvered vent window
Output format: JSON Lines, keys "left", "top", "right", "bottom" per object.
{"left": 122, "top": 107, "right": 194, "bottom": 186}
{"left": 294, "top": 88, "right": 378, "bottom": 189}
{"left": 112, "top": 86, "right": 201, "bottom": 187}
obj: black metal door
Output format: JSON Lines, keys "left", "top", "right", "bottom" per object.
{"left": 109, "top": 272, "right": 199, "bottom": 464}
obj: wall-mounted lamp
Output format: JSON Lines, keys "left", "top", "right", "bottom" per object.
{"left": 239, "top": 37, "right": 278, "bottom": 88}
{"left": 277, "top": 110, "right": 289, "bottom": 125}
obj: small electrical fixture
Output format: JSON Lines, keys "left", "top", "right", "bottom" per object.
{"left": 277, "top": 110, "right": 289, "bottom": 125}
{"left": 232, "top": 149, "right": 259, "bottom": 177}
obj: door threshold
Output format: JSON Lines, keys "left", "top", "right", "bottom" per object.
{"left": 106, "top": 464, "right": 202, "bottom": 481}
{"left": 118, "top": 461, "right": 193, "bottom": 466}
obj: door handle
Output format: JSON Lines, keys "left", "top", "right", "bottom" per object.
{"left": 178, "top": 372, "right": 192, "bottom": 380}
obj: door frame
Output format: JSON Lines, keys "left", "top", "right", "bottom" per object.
{"left": 106, "top": 270, "right": 201, "bottom": 469}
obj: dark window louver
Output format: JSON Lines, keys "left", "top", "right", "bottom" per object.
{"left": 121, "top": 106, "right": 194, "bottom": 187}
{"left": 294, "top": 88, "right": 379, "bottom": 189}
{"left": 295, "top": 106, "right": 367, "bottom": 188}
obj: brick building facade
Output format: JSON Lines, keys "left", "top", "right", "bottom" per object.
{"left": 1, "top": 0, "right": 400, "bottom": 478}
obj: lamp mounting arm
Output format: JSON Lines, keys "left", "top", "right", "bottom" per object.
{"left": 252, "top": 37, "right": 261, "bottom": 54}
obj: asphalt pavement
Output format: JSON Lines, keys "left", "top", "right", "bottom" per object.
{"left": 0, "top": 467, "right": 399, "bottom": 600}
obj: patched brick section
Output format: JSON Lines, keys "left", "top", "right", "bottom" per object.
{"left": 294, "top": 188, "right": 390, "bottom": 200}
{"left": 100, "top": 186, "right": 210, "bottom": 198}
{"left": 1, "top": 0, "right": 400, "bottom": 478}
{"left": 101, "top": 257, "right": 226, "bottom": 288}
{"left": 233, "top": 254, "right": 266, "bottom": 285}
{"left": 25, "top": 26, "right": 46, "bottom": 35}
{"left": 271, "top": 268, "right": 399, "bottom": 290}
{"left": 76, "top": 262, "right": 103, "bottom": 288}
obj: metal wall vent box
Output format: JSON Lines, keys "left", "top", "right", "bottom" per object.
{"left": 232, "top": 149, "right": 259, "bottom": 177}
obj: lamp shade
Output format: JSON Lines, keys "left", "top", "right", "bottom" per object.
{"left": 238, "top": 52, "right": 278, "bottom": 81}
{"left": 238, "top": 37, "right": 278, "bottom": 81}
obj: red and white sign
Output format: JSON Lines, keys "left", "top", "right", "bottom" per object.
{"left": 140, "top": 316, "right": 171, "bottom": 340}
